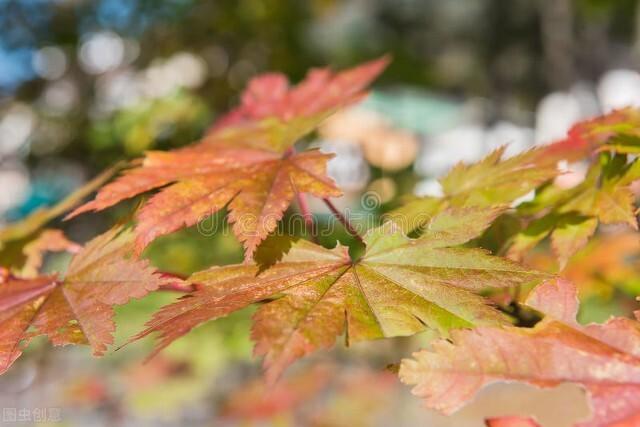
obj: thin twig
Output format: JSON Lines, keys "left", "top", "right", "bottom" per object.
{"left": 322, "top": 198, "right": 365, "bottom": 244}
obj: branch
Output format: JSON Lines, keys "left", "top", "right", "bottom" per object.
{"left": 322, "top": 198, "right": 365, "bottom": 244}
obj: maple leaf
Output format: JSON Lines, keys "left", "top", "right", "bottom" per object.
{"left": 440, "top": 145, "right": 566, "bottom": 206}
{"left": 503, "top": 108, "right": 640, "bottom": 264}
{"left": 210, "top": 56, "right": 390, "bottom": 131}
{"left": 20, "top": 229, "right": 81, "bottom": 277}
{"left": 388, "top": 140, "right": 585, "bottom": 233}
{"left": 523, "top": 231, "right": 640, "bottom": 300}
{"left": 562, "top": 232, "right": 640, "bottom": 298}
{"left": 549, "top": 215, "right": 599, "bottom": 270}
{"left": 507, "top": 212, "right": 599, "bottom": 270}
{"left": 0, "top": 226, "right": 176, "bottom": 375}
{"left": 509, "top": 153, "right": 640, "bottom": 267}
{"left": 567, "top": 107, "right": 640, "bottom": 154}
{"left": 66, "top": 59, "right": 389, "bottom": 259}
{"left": 130, "top": 207, "right": 547, "bottom": 383}
{"left": 399, "top": 278, "right": 640, "bottom": 427}
{"left": 485, "top": 416, "right": 541, "bottom": 427}
{"left": 67, "top": 140, "right": 341, "bottom": 259}
{"left": 561, "top": 154, "right": 640, "bottom": 228}
{"left": 391, "top": 109, "right": 640, "bottom": 236}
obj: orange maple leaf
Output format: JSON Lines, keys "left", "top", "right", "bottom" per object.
{"left": 20, "top": 229, "right": 81, "bottom": 277}
{"left": 210, "top": 55, "right": 390, "bottom": 131}
{"left": 67, "top": 58, "right": 389, "bottom": 259}
{"left": 0, "top": 227, "right": 177, "bottom": 374}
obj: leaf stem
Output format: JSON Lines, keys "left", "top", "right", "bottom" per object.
{"left": 157, "top": 272, "right": 200, "bottom": 292}
{"left": 322, "top": 198, "right": 365, "bottom": 244}
{"left": 158, "top": 282, "right": 199, "bottom": 293}
{"left": 296, "top": 191, "right": 318, "bottom": 243}
{"left": 285, "top": 146, "right": 318, "bottom": 242}
{"left": 284, "top": 146, "right": 362, "bottom": 244}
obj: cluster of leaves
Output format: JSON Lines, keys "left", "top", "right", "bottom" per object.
{"left": 2, "top": 58, "right": 640, "bottom": 426}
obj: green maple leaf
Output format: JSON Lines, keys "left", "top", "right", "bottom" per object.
{"left": 388, "top": 140, "right": 582, "bottom": 234}
{"left": 509, "top": 153, "right": 640, "bottom": 267}
{"left": 131, "top": 207, "right": 548, "bottom": 382}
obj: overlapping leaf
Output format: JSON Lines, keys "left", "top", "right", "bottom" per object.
{"left": 567, "top": 107, "right": 640, "bottom": 154}
{"left": 131, "top": 207, "right": 547, "bottom": 382}
{"left": 507, "top": 212, "right": 599, "bottom": 270}
{"left": 509, "top": 153, "right": 640, "bottom": 267}
{"left": 388, "top": 139, "right": 587, "bottom": 234}
{"left": 0, "top": 227, "right": 175, "bottom": 374}
{"left": 520, "top": 231, "right": 640, "bottom": 299}
{"left": 552, "top": 154, "right": 640, "bottom": 229}
{"left": 71, "top": 141, "right": 340, "bottom": 258}
{"left": 392, "top": 109, "right": 640, "bottom": 262}
{"left": 502, "top": 109, "right": 640, "bottom": 266}
{"left": 399, "top": 278, "right": 640, "bottom": 427}
{"left": 67, "top": 59, "right": 389, "bottom": 259}
{"left": 210, "top": 56, "right": 390, "bottom": 131}
{"left": 20, "top": 229, "right": 81, "bottom": 277}
{"left": 440, "top": 143, "right": 580, "bottom": 205}
{"left": 562, "top": 232, "right": 640, "bottom": 298}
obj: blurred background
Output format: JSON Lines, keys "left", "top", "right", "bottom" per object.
{"left": 1, "top": 1, "right": 640, "bottom": 426}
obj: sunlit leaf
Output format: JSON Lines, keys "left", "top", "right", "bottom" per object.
{"left": 67, "top": 59, "right": 389, "bottom": 259}
{"left": 0, "top": 227, "right": 177, "bottom": 374}
{"left": 400, "top": 279, "right": 640, "bottom": 427}
{"left": 389, "top": 140, "right": 585, "bottom": 233}
{"left": 131, "top": 208, "right": 547, "bottom": 382}
{"left": 211, "top": 56, "right": 390, "bottom": 133}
